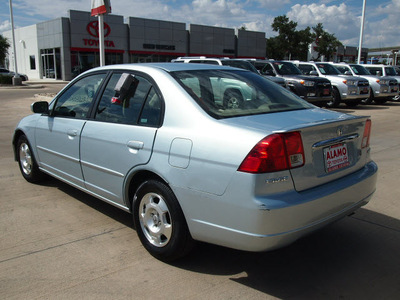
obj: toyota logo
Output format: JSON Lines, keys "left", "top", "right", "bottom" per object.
{"left": 87, "top": 21, "right": 111, "bottom": 38}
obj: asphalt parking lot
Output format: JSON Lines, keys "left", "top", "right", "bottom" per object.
{"left": 1, "top": 83, "right": 399, "bottom": 299}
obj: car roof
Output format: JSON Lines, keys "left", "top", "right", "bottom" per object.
{"left": 87, "top": 62, "right": 246, "bottom": 73}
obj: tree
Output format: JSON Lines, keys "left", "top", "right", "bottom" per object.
{"left": 266, "top": 15, "right": 313, "bottom": 61}
{"left": 311, "top": 23, "right": 342, "bottom": 61}
{"left": 0, "top": 34, "right": 11, "bottom": 67}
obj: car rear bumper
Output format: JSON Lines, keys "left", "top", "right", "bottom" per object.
{"left": 180, "top": 161, "right": 378, "bottom": 252}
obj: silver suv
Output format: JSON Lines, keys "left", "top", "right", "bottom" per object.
{"left": 293, "top": 61, "right": 370, "bottom": 108}
{"left": 172, "top": 57, "right": 287, "bottom": 88}
{"left": 331, "top": 63, "right": 398, "bottom": 104}
{"left": 364, "top": 64, "right": 400, "bottom": 101}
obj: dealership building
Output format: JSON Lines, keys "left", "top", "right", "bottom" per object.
{"left": 4, "top": 10, "right": 266, "bottom": 81}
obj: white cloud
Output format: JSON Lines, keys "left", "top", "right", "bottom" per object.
{"left": 286, "top": 1, "right": 400, "bottom": 48}
{"left": 255, "top": 0, "right": 291, "bottom": 8}
{"left": 0, "top": 20, "right": 11, "bottom": 32}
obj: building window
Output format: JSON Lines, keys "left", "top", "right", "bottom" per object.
{"left": 30, "top": 55, "right": 36, "bottom": 70}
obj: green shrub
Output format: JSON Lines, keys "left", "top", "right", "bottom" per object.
{"left": 0, "top": 75, "right": 12, "bottom": 84}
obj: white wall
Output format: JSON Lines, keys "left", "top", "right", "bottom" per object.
{"left": 5, "top": 25, "right": 40, "bottom": 80}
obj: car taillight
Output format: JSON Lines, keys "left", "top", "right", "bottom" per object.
{"left": 362, "top": 119, "right": 371, "bottom": 149}
{"left": 238, "top": 132, "right": 305, "bottom": 174}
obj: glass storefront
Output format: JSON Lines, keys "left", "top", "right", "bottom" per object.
{"left": 130, "top": 53, "right": 180, "bottom": 63}
{"left": 41, "top": 48, "right": 61, "bottom": 79}
{"left": 71, "top": 51, "right": 123, "bottom": 78}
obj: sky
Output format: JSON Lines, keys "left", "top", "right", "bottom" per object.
{"left": 0, "top": 0, "right": 398, "bottom": 49}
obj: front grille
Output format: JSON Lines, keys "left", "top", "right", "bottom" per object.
{"left": 389, "top": 80, "right": 397, "bottom": 86}
{"left": 357, "top": 81, "right": 369, "bottom": 87}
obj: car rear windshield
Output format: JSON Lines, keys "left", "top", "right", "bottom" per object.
{"left": 171, "top": 69, "right": 312, "bottom": 119}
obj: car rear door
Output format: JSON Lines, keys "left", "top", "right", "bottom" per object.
{"left": 34, "top": 73, "right": 107, "bottom": 187}
{"left": 80, "top": 72, "right": 162, "bottom": 206}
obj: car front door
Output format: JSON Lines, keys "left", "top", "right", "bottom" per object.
{"left": 34, "top": 73, "right": 107, "bottom": 188}
{"left": 80, "top": 72, "right": 163, "bottom": 206}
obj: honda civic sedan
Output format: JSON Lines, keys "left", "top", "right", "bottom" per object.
{"left": 13, "top": 63, "right": 378, "bottom": 261}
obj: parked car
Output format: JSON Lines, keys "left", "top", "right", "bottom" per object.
{"left": 394, "top": 66, "right": 400, "bottom": 76}
{"left": 364, "top": 64, "right": 400, "bottom": 101}
{"left": 251, "top": 60, "right": 333, "bottom": 106}
{"left": 13, "top": 63, "right": 377, "bottom": 261}
{"left": 293, "top": 61, "right": 369, "bottom": 107}
{"left": 0, "top": 67, "right": 28, "bottom": 81}
{"left": 331, "top": 62, "right": 398, "bottom": 104}
{"left": 172, "top": 56, "right": 287, "bottom": 88}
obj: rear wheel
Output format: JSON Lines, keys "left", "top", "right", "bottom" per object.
{"left": 16, "top": 135, "right": 46, "bottom": 183}
{"left": 326, "top": 88, "right": 341, "bottom": 108}
{"left": 133, "top": 180, "right": 194, "bottom": 261}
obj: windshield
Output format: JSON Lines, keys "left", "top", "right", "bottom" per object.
{"left": 385, "top": 67, "right": 397, "bottom": 76}
{"left": 350, "top": 64, "right": 371, "bottom": 75}
{"left": 171, "top": 69, "right": 312, "bottom": 119}
{"left": 221, "top": 61, "right": 259, "bottom": 73}
{"left": 317, "top": 63, "right": 341, "bottom": 75}
{"left": 272, "top": 62, "right": 302, "bottom": 75}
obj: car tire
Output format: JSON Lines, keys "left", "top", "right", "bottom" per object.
{"left": 361, "top": 88, "right": 373, "bottom": 105}
{"left": 133, "top": 180, "right": 194, "bottom": 261}
{"left": 223, "top": 89, "right": 243, "bottom": 109}
{"left": 16, "top": 135, "right": 46, "bottom": 183}
{"left": 326, "top": 88, "right": 341, "bottom": 108}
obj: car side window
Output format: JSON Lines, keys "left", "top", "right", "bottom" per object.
{"left": 262, "top": 64, "right": 274, "bottom": 75}
{"left": 139, "top": 87, "right": 162, "bottom": 126}
{"left": 298, "top": 65, "right": 314, "bottom": 75}
{"left": 53, "top": 73, "right": 105, "bottom": 118}
{"left": 95, "top": 73, "right": 161, "bottom": 126}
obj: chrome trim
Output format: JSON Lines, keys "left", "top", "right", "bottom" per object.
{"left": 312, "top": 133, "right": 359, "bottom": 149}
{"left": 37, "top": 146, "right": 80, "bottom": 163}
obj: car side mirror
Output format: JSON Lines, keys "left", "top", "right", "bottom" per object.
{"left": 344, "top": 71, "right": 352, "bottom": 75}
{"left": 31, "top": 101, "right": 49, "bottom": 114}
{"left": 309, "top": 71, "right": 318, "bottom": 76}
{"left": 376, "top": 71, "right": 382, "bottom": 76}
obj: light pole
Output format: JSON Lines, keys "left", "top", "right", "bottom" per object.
{"left": 357, "top": 0, "right": 366, "bottom": 64}
{"left": 9, "top": 0, "right": 22, "bottom": 85}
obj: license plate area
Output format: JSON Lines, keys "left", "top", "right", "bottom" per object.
{"left": 323, "top": 88, "right": 330, "bottom": 95}
{"left": 324, "top": 143, "right": 350, "bottom": 173}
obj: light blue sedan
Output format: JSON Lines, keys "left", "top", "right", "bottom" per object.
{"left": 13, "top": 63, "right": 378, "bottom": 261}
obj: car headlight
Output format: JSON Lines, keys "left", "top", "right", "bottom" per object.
{"left": 379, "top": 80, "right": 388, "bottom": 85}
{"left": 345, "top": 80, "right": 357, "bottom": 86}
{"left": 300, "top": 80, "right": 315, "bottom": 87}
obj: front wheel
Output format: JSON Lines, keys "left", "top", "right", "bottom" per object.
{"left": 133, "top": 180, "right": 194, "bottom": 261}
{"left": 16, "top": 135, "right": 46, "bottom": 183}
{"left": 326, "top": 88, "right": 341, "bottom": 108}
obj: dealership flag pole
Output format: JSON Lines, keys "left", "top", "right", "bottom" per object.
{"left": 91, "top": 0, "right": 111, "bottom": 67}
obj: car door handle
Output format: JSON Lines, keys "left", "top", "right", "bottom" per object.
{"left": 67, "top": 129, "right": 78, "bottom": 137}
{"left": 127, "top": 140, "right": 144, "bottom": 150}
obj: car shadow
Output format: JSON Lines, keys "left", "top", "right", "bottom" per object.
{"left": 39, "top": 178, "right": 133, "bottom": 228}
{"left": 332, "top": 101, "right": 400, "bottom": 113}
{"left": 39, "top": 178, "right": 400, "bottom": 298}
